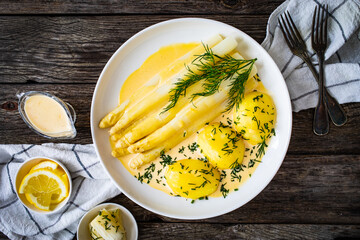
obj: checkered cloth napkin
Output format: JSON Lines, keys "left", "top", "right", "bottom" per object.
{"left": 261, "top": 0, "right": 360, "bottom": 112}
{"left": 0, "top": 144, "right": 120, "bottom": 240}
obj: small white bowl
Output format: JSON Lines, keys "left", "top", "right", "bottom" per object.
{"left": 77, "top": 203, "right": 138, "bottom": 240}
{"left": 15, "top": 156, "right": 72, "bottom": 215}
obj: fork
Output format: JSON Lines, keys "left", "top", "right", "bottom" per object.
{"left": 278, "top": 10, "right": 347, "bottom": 133}
{"left": 311, "top": 5, "right": 329, "bottom": 135}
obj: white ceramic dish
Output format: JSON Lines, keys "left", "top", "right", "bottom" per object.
{"left": 15, "top": 156, "right": 72, "bottom": 214}
{"left": 91, "top": 18, "right": 292, "bottom": 219}
{"left": 77, "top": 203, "right": 138, "bottom": 240}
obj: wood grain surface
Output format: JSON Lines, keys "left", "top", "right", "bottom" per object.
{"left": 0, "top": 15, "right": 267, "bottom": 84}
{"left": 0, "top": 0, "right": 284, "bottom": 15}
{"left": 1, "top": 0, "right": 359, "bottom": 239}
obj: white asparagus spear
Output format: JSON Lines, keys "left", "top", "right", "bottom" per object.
{"left": 111, "top": 147, "right": 131, "bottom": 158}
{"left": 109, "top": 36, "right": 238, "bottom": 135}
{"left": 128, "top": 100, "right": 227, "bottom": 169}
{"left": 119, "top": 52, "right": 259, "bottom": 147}
{"left": 113, "top": 112, "right": 159, "bottom": 148}
{"left": 127, "top": 52, "right": 256, "bottom": 154}
{"left": 100, "top": 34, "right": 223, "bottom": 129}
{"left": 127, "top": 84, "right": 229, "bottom": 153}
{"left": 99, "top": 99, "right": 129, "bottom": 129}
{"left": 118, "top": 80, "right": 204, "bottom": 147}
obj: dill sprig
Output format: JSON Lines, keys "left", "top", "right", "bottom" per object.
{"left": 226, "top": 60, "right": 255, "bottom": 111}
{"left": 162, "top": 44, "right": 217, "bottom": 113}
{"left": 162, "top": 43, "right": 257, "bottom": 113}
{"left": 256, "top": 137, "right": 268, "bottom": 159}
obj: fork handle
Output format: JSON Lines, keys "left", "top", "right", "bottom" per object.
{"left": 303, "top": 57, "right": 347, "bottom": 126}
{"left": 313, "top": 54, "right": 329, "bottom": 135}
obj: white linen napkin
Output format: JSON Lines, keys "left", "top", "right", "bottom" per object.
{"left": 0, "top": 143, "right": 121, "bottom": 240}
{"left": 261, "top": 0, "right": 360, "bottom": 112}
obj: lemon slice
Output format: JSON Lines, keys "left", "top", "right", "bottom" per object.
{"left": 50, "top": 174, "right": 69, "bottom": 204}
{"left": 19, "top": 169, "right": 69, "bottom": 211}
{"left": 30, "top": 160, "right": 66, "bottom": 176}
{"left": 29, "top": 160, "right": 69, "bottom": 204}
{"left": 30, "top": 160, "right": 58, "bottom": 171}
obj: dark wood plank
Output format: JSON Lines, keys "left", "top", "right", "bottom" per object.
{"left": 137, "top": 223, "right": 360, "bottom": 239}
{"left": 0, "top": 0, "right": 284, "bottom": 15}
{"left": 1, "top": 84, "right": 360, "bottom": 155}
{"left": 0, "top": 15, "right": 268, "bottom": 84}
{"left": 289, "top": 102, "right": 360, "bottom": 155}
{"left": 0, "top": 224, "right": 357, "bottom": 240}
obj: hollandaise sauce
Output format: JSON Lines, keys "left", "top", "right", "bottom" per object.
{"left": 113, "top": 42, "right": 276, "bottom": 201}
{"left": 22, "top": 93, "right": 76, "bottom": 138}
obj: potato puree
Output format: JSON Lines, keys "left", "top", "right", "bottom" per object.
{"left": 113, "top": 42, "right": 274, "bottom": 200}
{"left": 24, "top": 94, "right": 72, "bottom": 136}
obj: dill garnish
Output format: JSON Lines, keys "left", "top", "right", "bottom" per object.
{"left": 104, "top": 221, "right": 111, "bottom": 230}
{"left": 178, "top": 146, "right": 185, "bottom": 153}
{"left": 160, "top": 150, "right": 175, "bottom": 167}
{"left": 162, "top": 43, "right": 256, "bottom": 113}
{"left": 248, "top": 158, "right": 261, "bottom": 168}
{"left": 229, "top": 160, "right": 244, "bottom": 182}
{"left": 220, "top": 183, "right": 230, "bottom": 198}
{"left": 188, "top": 142, "right": 199, "bottom": 152}
{"left": 135, "top": 163, "right": 156, "bottom": 184}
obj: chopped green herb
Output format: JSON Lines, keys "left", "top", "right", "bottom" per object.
{"left": 188, "top": 142, "right": 199, "bottom": 152}
{"left": 220, "top": 183, "right": 230, "bottom": 198}
{"left": 160, "top": 150, "right": 176, "bottom": 167}
{"left": 135, "top": 163, "right": 156, "bottom": 184}
{"left": 178, "top": 146, "right": 185, "bottom": 153}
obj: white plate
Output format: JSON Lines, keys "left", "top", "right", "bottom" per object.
{"left": 91, "top": 18, "right": 292, "bottom": 219}
{"left": 77, "top": 203, "right": 138, "bottom": 240}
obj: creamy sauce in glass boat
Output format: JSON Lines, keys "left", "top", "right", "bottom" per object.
{"left": 112, "top": 42, "right": 275, "bottom": 200}
{"left": 24, "top": 94, "right": 73, "bottom": 136}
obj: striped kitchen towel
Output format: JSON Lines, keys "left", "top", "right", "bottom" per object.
{"left": 0, "top": 144, "right": 121, "bottom": 240}
{"left": 262, "top": 0, "right": 360, "bottom": 112}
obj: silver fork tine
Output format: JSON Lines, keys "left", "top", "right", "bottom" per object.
{"left": 312, "top": 6, "right": 317, "bottom": 45}
{"left": 278, "top": 15, "right": 294, "bottom": 48}
{"left": 285, "top": 11, "right": 304, "bottom": 46}
{"left": 320, "top": 5, "right": 324, "bottom": 44}
{"left": 284, "top": 13, "right": 297, "bottom": 43}
{"left": 323, "top": 5, "right": 328, "bottom": 46}
{"left": 316, "top": 5, "right": 321, "bottom": 44}
{"left": 284, "top": 12, "right": 302, "bottom": 46}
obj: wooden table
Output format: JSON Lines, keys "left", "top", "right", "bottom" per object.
{"left": 1, "top": 1, "right": 359, "bottom": 239}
